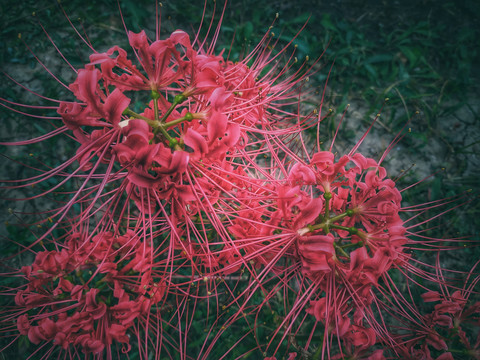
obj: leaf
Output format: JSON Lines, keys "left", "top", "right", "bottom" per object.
{"left": 320, "top": 14, "right": 336, "bottom": 31}
{"left": 288, "top": 12, "right": 311, "bottom": 25}
{"left": 363, "top": 63, "right": 377, "bottom": 78}
{"left": 399, "top": 46, "right": 422, "bottom": 67}
{"left": 365, "top": 54, "right": 393, "bottom": 64}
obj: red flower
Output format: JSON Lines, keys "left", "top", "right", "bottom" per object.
{"left": 10, "top": 229, "right": 167, "bottom": 356}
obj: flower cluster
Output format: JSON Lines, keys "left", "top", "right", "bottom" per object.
{"left": 56, "top": 27, "right": 296, "bottom": 218}
{"left": 224, "top": 151, "right": 411, "bottom": 356}
{"left": 1, "top": 5, "right": 477, "bottom": 360}
{"left": 405, "top": 287, "right": 480, "bottom": 359}
{"left": 14, "top": 230, "right": 164, "bottom": 355}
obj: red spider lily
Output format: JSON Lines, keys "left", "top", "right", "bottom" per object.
{"left": 0, "top": 0, "right": 319, "bottom": 266}
{"left": 217, "top": 117, "right": 475, "bottom": 359}
{"left": 1, "top": 19, "right": 323, "bottom": 360}
{"left": 1, "top": 229, "right": 171, "bottom": 359}
{"left": 393, "top": 259, "right": 480, "bottom": 360}
{"left": 1, "top": 2, "right": 478, "bottom": 360}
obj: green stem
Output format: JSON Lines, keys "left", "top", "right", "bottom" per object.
{"left": 161, "top": 94, "right": 187, "bottom": 122}
{"left": 152, "top": 90, "right": 161, "bottom": 123}
{"left": 156, "top": 125, "right": 179, "bottom": 149}
{"left": 153, "top": 93, "right": 187, "bottom": 135}
{"left": 122, "top": 108, "right": 158, "bottom": 128}
{"left": 163, "top": 112, "right": 195, "bottom": 129}
{"left": 323, "top": 192, "right": 332, "bottom": 233}
{"left": 329, "top": 224, "right": 359, "bottom": 234}
{"left": 329, "top": 209, "right": 353, "bottom": 223}
{"left": 340, "top": 241, "right": 364, "bottom": 250}
{"left": 334, "top": 242, "right": 350, "bottom": 259}
{"left": 151, "top": 91, "right": 187, "bottom": 148}
{"left": 324, "top": 192, "right": 332, "bottom": 217}
{"left": 303, "top": 208, "right": 355, "bottom": 234}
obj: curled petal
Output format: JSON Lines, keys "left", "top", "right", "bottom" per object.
{"left": 209, "top": 87, "right": 233, "bottom": 111}
{"left": 103, "top": 89, "right": 131, "bottom": 127}
{"left": 426, "top": 332, "right": 448, "bottom": 351}
{"left": 128, "top": 169, "right": 158, "bottom": 188}
{"left": 58, "top": 102, "right": 105, "bottom": 130}
{"left": 294, "top": 197, "right": 323, "bottom": 229}
{"left": 297, "top": 234, "right": 335, "bottom": 275}
{"left": 184, "top": 128, "right": 208, "bottom": 158}
{"left": 207, "top": 111, "right": 228, "bottom": 142}
{"left": 223, "top": 123, "right": 240, "bottom": 147}
{"left": 421, "top": 291, "right": 442, "bottom": 303}
{"left": 165, "top": 150, "right": 190, "bottom": 174}
{"left": 348, "top": 325, "right": 376, "bottom": 350}
{"left": 306, "top": 298, "right": 327, "bottom": 322}
{"left": 310, "top": 151, "right": 334, "bottom": 164}
{"left": 350, "top": 246, "right": 368, "bottom": 271}
{"left": 17, "top": 314, "right": 30, "bottom": 335}
{"left": 289, "top": 163, "right": 316, "bottom": 185}
{"left": 69, "top": 69, "right": 102, "bottom": 115}
{"left": 108, "top": 324, "right": 130, "bottom": 345}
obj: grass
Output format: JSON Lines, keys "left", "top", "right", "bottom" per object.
{"left": 1, "top": 0, "right": 479, "bottom": 358}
